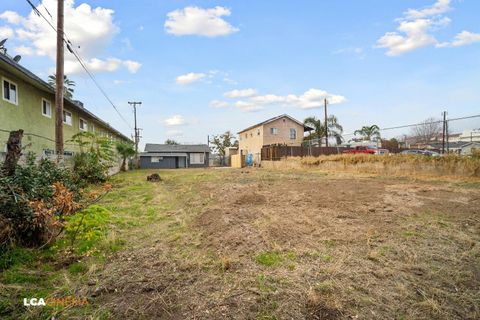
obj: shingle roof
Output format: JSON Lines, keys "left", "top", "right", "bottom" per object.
{"left": 144, "top": 144, "right": 210, "bottom": 153}
{"left": 0, "top": 53, "right": 131, "bottom": 142}
{"left": 237, "top": 114, "right": 313, "bottom": 134}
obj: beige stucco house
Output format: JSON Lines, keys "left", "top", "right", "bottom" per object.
{"left": 238, "top": 114, "right": 312, "bottom": 163}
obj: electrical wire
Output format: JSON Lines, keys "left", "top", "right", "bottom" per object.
{"left": 25, "top": 0, "right": 133, "bottom": 130}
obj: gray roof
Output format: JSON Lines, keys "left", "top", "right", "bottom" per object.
{"left": 140, "top": 152, "right": 188, "bottom": 157}
{"left": 0, "top": 52, "right": 131, "bottom": 142}
{"left": 144, "top": 144, "right": 210, "bottom": 153}
{"left": 238, "top": 114, "right": 313, "bottom": 134}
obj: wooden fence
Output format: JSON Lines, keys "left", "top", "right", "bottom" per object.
{"left": 261, "top": 145, "right": 347, "bottom": 161}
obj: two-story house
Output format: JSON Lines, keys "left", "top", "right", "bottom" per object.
{"left": 0, "top": 50, "right": 131, "bottom": 161}
{"left": 238, "top": 114, "right": 312, "bottom": 164}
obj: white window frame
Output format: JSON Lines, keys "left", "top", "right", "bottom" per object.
{"left": 2, "top": 77, "right": 18, "bottom": 105}
{"left": 79, "top": 118, "right": 88, "bottom": 131}
{"left": 190, "top": 153, "right": 205, "bottom": 164}
{"left": 63, "top": 110, "right": 72, "bottom": 126}
{"left": 270, "top": 127, "right": 278, "bottom": 135}
{"left": 41, "top": 98, "right": 52, "bottom": 118}
{"left": 289, "top": 128, "right": 297, "bottom": 140}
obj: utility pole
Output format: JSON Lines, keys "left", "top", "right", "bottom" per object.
{"left": 55, "top": 0, "right": 64, "bottom": 159}
{"left": 324, "top": 98, "right": 328, "bottom": 147}
{"left": 446, "top": 120, "right": 449, "bottom": 153}
{"left": 441, "top": 111, "right": 447, "bottom": 154}
{"left": 128, "top": 101, "right": 142, "bottom": 165}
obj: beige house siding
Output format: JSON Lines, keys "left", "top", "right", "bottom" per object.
{"left": 238, "top": 116, "right": 306, "bottom": 163}
{"left": 263, "top": 117, "right": 305, "bottom": 147}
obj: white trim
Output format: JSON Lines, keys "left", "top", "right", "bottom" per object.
{"left": 41, "top": 98, "right": 52, "bottom": 118}
{"left": 2, "top": 77, "right": 18, "bottom": 105}
{"left": 63, "top": 109, "right": 72, "bottom": 126}
{"left": 79, "top": 117, "right": 88, "bottom": 131}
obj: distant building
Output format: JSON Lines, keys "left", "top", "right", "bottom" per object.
{"left": 238, "top": 114, "right": 313, "bottom": 164}
{"left": 139, "top": 144, "right": 210, "bottom": 169}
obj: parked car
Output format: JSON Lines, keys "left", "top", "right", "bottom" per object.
{"left": 375, "top": 148, "right": 390, "bottom": 155}
{"left": 401, "top": 149, "right": 440, "bottom": 157}
{"left": 343, "top": 146, "right": 376, "bottom": 154}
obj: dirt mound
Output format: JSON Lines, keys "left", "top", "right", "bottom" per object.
{"left": 196, "top": 207, "right": 266, "bottom": 255}
{"left": 234, "top": 192, "right": 267, "bottom": 205}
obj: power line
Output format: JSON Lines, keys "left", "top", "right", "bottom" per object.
{"left": 341, "top": 113, "right": 480, "bottom": 136}
{"left": 25, "top": 0, "right": 133, "bottom": 130}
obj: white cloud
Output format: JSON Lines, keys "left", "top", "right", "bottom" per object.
{"left": 123, "top": 60, "right": 141, "bottom": 73}
{"left": 0, "top": 26, "right": 14, "bottom": 38}
{"left": 164, "top": 115, "right": 186, "bottom": 126}
{"left": 376, "top": 18, "right": 440, "bottom": 56}
{"left": 209, "top": 100, "right": 229, "bottom": 108}
{"left": 14, "top": 45, "right": 34, "bottom": 55}
{"left": 166, "top": 129, "right": 183, "bottom": 137}
{"left": 0, "top": 11, "right": 23, "bottom": 24}
{"left": 221, "top": 88, "right": 346, "bottom": 112}
{"left": 404, "top": 0, "right": 451, "bottom": 19}
{"left": 235, "top": 101, "right": 264, "bottom": 112}
{"left": 165, "top": 6, "right": 239, "bottom": 37}
{"left": 0, "top": 0, "right": 141, "bottom": 75}
{"left": 376, "top": 0, "right": 479, "bottom": 56}
{"left": 285, "top": 89, "right": 347, "bottom": 109}
{"left": 439, "top": 30, "right": 480, "bottom": 47}
{"left": 175, "top": 72, "right": 206, "bottom": 85}
{"left": 224, "top": 88, "right": 257, "bottom": 98}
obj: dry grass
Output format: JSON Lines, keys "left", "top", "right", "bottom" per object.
{"left": 4, "top": 168, "right": 478, "bottom": 319}
{"left": 261, "top": 154, "right": 480, "bottom": 178}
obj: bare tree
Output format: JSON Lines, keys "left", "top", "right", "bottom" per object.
{"left": 411, "top": 117, "right": 442, "bottom": 145}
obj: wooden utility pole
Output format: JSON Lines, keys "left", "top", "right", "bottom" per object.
{"left": 128, "top": 101, "right": 142, "bottom": 164}
{"left": 324, "top": 98, "right": 329, "bottom": 147}
{"left": 441, "top": 111, "right": 446, "bottom": 154}
{"left": 55, "top": 0, "right": 65, "bottom": 158}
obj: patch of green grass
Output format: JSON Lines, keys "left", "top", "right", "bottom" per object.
{"left": 0, "top": 247, "right": 34, "bottom": 271}
{"left": 256, "top": 251, "right": 282, "bottom": 267}
{"left": 1, "top": 268, "right": 38, "bottom": 284}
{"left": 68, "top": 262, "right": 87, "bottom": 274}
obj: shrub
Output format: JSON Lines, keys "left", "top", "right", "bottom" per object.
{"left": 69, "top": 132, "right": 115, "bottom": 185}
{"left": 62, "top": 205, "right": 111, "bottom": 255}
{"left": 0, "top": 154, "right": 80, "bottom": 247}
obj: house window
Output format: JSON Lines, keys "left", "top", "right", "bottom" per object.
{"left": 270, "top": 127, "right": 278, "bottom": 135}
{"left": 63, "top": 110, "right": 72, "bottom": 125}
{"left": 79, "top": 118, "right": 88, "bottom": 131}
{"left": 245, "top": 133, "right": 248, "bottom": 139}
{"left": 151, "top": 156, "right": 164, "bottom": 163}
{"left": 290, "top": 128, "right": 297, "bottom": 140}
{"left": 190, "top": 153, "right": 204, "bottom": 164}
{"left": 257, "top": 129, "right": 260, "bottom": 135}
{"left": 41, "top": 99, "right": 52, "bottom": 118}
{"left": 3, "top": 78, "right": 18, "bottom": 104}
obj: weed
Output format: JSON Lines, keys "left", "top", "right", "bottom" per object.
{"left": 256, "top": 251, "right": 282, "bottom": 267}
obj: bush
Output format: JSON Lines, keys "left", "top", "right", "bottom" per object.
{"left": 72, "top": 152, "right": 109, "bottom": 186}
{"left": 0, "top": 153, "right": 80, "bottom": 247}
{"left": 70, "top": 132, "right": 115, "bottom": 185}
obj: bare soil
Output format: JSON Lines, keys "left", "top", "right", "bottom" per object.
{"left": 79, "top": 169, "right": 480, "bottom": 319}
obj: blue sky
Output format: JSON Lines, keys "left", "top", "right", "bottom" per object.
{"left": 1, "top": 0, "right": 479, "bottom": 147}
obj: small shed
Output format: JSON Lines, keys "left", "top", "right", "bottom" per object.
{"left": 140, "top": 144, "right": 210, "bottom": 169}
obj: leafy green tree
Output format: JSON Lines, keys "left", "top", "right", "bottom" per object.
{"left": 354, "top": 125, "right": 381, "bottom": 141}
{"left": 303, "top": 115, "right": 343, "bottom": 146}
{"left": 48, "top": 74, "right": 76, "bottom": 99}
{"left": 116, "top": 142, "right": 135, "bottom": 172}
{"left": 209, "top": 131, "right": 237, "bottom": 164}
{"left": 165, "top": 139, "right": 179, "bottom": 145}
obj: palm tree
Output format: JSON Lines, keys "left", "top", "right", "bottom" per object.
{"left": 116, "top": 142, "right": 135, "bottom": 172}
{"left": 304, "top": 115, "right": 343, "bottom": 146}
{"left": 48, "top": 74, "right": 76, "bottom": 99}
{"left": 354, "top": 125, "right": 381, "bottom": 141}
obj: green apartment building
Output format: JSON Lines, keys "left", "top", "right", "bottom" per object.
{"left": 0, "top": 51, "right": 131, "bottom": 161}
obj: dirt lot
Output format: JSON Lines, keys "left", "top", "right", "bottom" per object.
{"left": 66, "top": 168, "right": 479, "bottom": 320}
